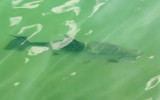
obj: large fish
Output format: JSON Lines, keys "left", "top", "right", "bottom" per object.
{"left": 4, "top": 36, "right": 142, "bottom": 62}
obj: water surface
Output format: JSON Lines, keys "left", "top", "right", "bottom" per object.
{"left": 0, "top": 0, "right": 160, "bottom": 100}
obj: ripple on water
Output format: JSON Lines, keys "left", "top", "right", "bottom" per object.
{"left": 28, "top": 46, "right": 49, "bottom": 56}
{"left": 145, "top": 75, "right": 160, "bottom": 91}
{"left": 10, "top": 16, "right": 22, "bottom": 26}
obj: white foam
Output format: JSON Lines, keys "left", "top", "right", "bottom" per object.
{"left": 12, "top": 0, "right": 22, "bottom": 5}
{"left": 10, "top": 16, "right": 22, "bottom": 26}
{"left": 50, "top": 37, "right": 73, "bottom": 50}
{"left": 70, "top": 72, "right": 77, "bottom": 76}
{"left": 85, "top": 30, "right": 93, "bottom": 35}
{"left": 51, "top": 20, "right": 79, "bottom": 50}
{"left": 66, "top": 20, "right": 80, "bottom": 38}
{"left": 12, "top": 0, "right": 43, "bottom": 9}
{"left": 89, "top": 1, "right": 105, "bottom": 17}
{"left": 18, "top": 24, "right": 43, "bottom": 45}
{"left": 145, "top": 75, "right": 160, "bottom": 91}
{"left": 28, "top": 46, "right": 49, "bottom": 56}
{"left": 25, "top": 57, "right": 29, "bottom": 63}
{"left": 50, "top": 20, "right": 79, "bottom": 50}
{"left": 148, "top": 56, "right": 154, "bottom": 59}
{"left": 41, "top": 12, "right": 47, "bottom": 16}
{"left": 14, "top": 82, "right": 20, "bottom": 86}
{"left": 51, "top": 0, "right": 80, "bottom": 16}
{"left": 18, "top": 24, "right": 42, "bottom": 35}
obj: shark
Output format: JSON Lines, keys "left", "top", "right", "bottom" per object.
{"left": 4, "top": 35, "right": 142, "bottom": 62}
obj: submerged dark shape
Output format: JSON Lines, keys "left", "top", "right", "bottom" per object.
{"left": 84, "top": 42, "right": 141, "bottom": 61}
{"left": 60, "top": 40, "right": 141, "bottom": 61}
{"left": 4, "top": 35, "right": 49, "bottom": 51}
{"left": 53, "top": 39, "right": 142, "bottom": 62}
{"left": 5, "top": 35, "right": 142, "bottom": 62}
{"left": 61, "top": 39, "right": 85, "bottom": 52}
{"left": 4, "top": 36, "right": 29, "bottom": 51}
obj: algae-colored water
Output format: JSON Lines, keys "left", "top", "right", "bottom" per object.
{"left": 0, "top": 0, "right": 160, "bottom": 100}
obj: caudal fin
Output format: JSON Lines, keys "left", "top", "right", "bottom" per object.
{"left": 4, "top": 35, "right": 30, "bottom": 51}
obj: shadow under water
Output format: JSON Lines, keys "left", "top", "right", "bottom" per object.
{"left": 4, "top": 35, "right": 50, "bottom": 51}
{"left": 4, "top": 36, "right": 142, "bottom": 62}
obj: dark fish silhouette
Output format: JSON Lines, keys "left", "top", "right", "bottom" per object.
{"left": 4, "top": 35, "right": 50, "bottom": 51}
{"left": 84, "top": 42, "right": 141, "bottom": 62}
{"left": 4, "top": 35, "right": 142, "bottom": 62}
{"left": 4, "top": 36, "right": 30, "bottom": 51}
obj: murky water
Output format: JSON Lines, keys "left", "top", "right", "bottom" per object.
{"left": 0, "top": 0, "right": 160, "bottom": 100}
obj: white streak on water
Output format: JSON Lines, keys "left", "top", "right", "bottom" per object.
{"left": 62, "top": 72, "right": 77, "bottom": 81}
{"left": 148, "top": 56, "right": 154, "bottom": 59}
{"left": 28, "top": 46, "right": 49, "bottom": 56}
{"left": 10, "top": 16, "right": 22, "bottom": 26}
{"left": 102, "top": 21, "right": 127, "bottom": 42}
{"left": 51, "top": 0, "right": 80, "bottom": 16}
{"left": 70, "top": 72, "right": 77, "bottom": 76}
{"left": 0, "top": 51, "right": 15, "bottom": 65}
{"left": 88, "top": 0, "right": 105, "bottom": 18}
{"left": 0, "top": 54, "right": 11, "bottom": 64}
{"left": 18, "top": 24, "right": 43, "bottom": 45}
{"left": 0, "top": 74, "right": 18, "bottom": 88}
{"left": 145, "top": 75, "right": 160, "bottom": 91}
{"left": 14, "top": 82, "right": 20, "bottom": 86}
{"left": 12, "top": 0, "right": 43, "bottom": 9}
{"left": 84, "top": 30, "right": 93, "bottom": 35}
{"left": 25, "top": 57, "right": 29, "bottom": 63}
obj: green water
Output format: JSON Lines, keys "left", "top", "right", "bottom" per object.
{"left": 0, "top": 0, "right": 160, "bottom": 100}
